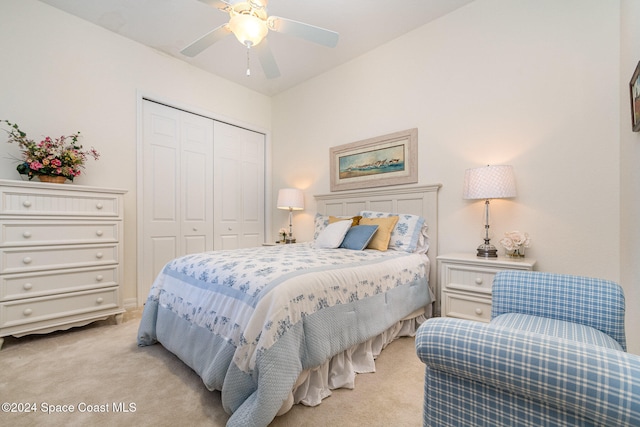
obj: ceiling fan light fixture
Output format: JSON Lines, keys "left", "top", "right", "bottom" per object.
{"left": 229, "top": 13, "right": 268, "bottom": 47}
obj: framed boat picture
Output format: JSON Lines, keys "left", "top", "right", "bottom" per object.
{"left": 330, "top": 128, "right": 418, "bottom": 191}
{"left": 630, "top": 60, "right": 640, "bottom": 132}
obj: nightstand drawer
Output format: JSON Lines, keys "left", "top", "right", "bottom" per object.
{"left": 442, "top": 264, "right": 496, "bottom": 292}
{"left": 443, "top": 291, "right": 492, "bottom": 323}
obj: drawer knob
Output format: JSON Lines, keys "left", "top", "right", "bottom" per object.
{"left": 23, "top": 256, "right": 33, "bottom": 264}
{"left": 475, "top": 277, "right": 483, "bottom": 285}
{"left": 96, "top": 230, "right": 104, "bottom": 237}
{"left": 96, "top": 252, "right": 104, "bottom": 259}
{"left": 96, "top": 297, "right": 104, "bottom": 304}
{"left": 22, "top": 200, "right": 32, "bottom": 208}
{"left": 23, "top": 283, "right": 33, "bottom": 290}
{"left": 475, "top": 308, "right": 483, "bottom": 316}
{"left": 96, "top": 202, "right": 104, "bottom": 210}
{"left": 96, "top": 274, "right": 104, "bottom": 281}
{"left": 22, "top": 231, "right": 32, "bottom": 238}
{"left": 23, "top": 308, "right": 33, "bottom": 316}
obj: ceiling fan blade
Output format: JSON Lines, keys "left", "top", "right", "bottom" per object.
{"left": 197, "top": 0, "right": 231, "bottom": 11}
{"left": 268, "top": 17, "right": 339, "bottom": 48}
{"left": 181, "top": 24, "right": 231, "bottom": 57}
{"left": 254, "top": 39, "right": 280, "bottom": 79}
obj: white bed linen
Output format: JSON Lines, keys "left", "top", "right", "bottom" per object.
{"left": 138, "top": 243, "right": 432, "bottom": 426}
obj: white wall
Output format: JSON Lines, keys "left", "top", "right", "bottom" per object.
{"left": 273, "top": 0, "right": 619, "bottom": 277}
{"left": 620, "top": 0, "right": 640, "bottom": 354}
{"left": 0, "top": 0, "right": 272, "bottom": 306}
{"left": 272, "top": 0, "right": 631, "bottom": 346}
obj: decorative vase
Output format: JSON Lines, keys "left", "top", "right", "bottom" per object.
{"left": 38, "top": 175, "right": 66, "bottom": 184}
{"left": 506, "top": 247, "right": 525, "bottom": 258}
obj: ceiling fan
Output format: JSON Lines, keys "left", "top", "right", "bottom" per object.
{"left": 181, "top": 0, "right": 339, "bottom": 79}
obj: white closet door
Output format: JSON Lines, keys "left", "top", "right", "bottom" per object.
{"left": 213, "top": 121, "right": 265, "bottom": 250}
{"left": 180, "top": 112, "right": 214, "bottom": 254}
{"left": 141, "top": 100, "right": 213, "bottom": 299}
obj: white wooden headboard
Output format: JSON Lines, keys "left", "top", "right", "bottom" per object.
{"left": 315, "top": 184, "right": 441, "bottom": 316}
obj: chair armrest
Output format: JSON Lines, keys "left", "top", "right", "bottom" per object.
{"left": 491, "top": 271, "right": 626, "bottom": 350}
{"left": 415, "top": 318, "right": 640, "bottom": 426}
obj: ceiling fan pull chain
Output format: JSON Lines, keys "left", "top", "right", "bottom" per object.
{"left": 246, "top": 42, "right": 251, "bottom": 76}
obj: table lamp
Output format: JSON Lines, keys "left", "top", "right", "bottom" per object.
{"left": 277, "top": 188, "right": 304, "bottom": 243}
{"left": 463, "top": 165, "right": 516, "bottom": 257}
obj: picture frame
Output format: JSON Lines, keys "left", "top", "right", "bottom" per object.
{"left": 630, "top": 60, "right": 640, "bottom": 132}
{"left": 330, "top": 128, "right": 418, "bottom": 191}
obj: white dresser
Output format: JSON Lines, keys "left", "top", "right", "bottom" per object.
{"left": 0, "top": 179, "right": 126, "bottom": 349}
{"left": 438, "top": 253, "right": 536, "bottom": 323}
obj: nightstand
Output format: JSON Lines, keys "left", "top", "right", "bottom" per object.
{"left": 438, "top": 253, "right": 536, "bottom": 323}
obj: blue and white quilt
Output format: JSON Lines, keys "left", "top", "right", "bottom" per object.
{"left": 138, "top": 243, "right": 431, "bottom": 427}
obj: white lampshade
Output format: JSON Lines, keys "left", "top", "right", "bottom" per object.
{"left": 229, "top": 13, "right": 268, "bottom": 47}
{"left": 463, "top": 165, "right": 517, "bottom": 200}
{"left": 277, "top": 188, "right": 304, "bottom": 211}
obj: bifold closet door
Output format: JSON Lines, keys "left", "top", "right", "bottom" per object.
{"left": 213, "top": 121, "right": 265, "bottom": 250}
{"left": 141, "top": 100, "right": 214, "bottom": 299}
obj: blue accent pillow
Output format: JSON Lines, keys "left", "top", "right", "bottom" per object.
{"left": 340, "top": 225, "right": 379, "bottom": 250}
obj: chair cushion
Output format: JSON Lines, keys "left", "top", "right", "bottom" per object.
{"left": 491, "top": 313, "right": 624, "bottom": 351}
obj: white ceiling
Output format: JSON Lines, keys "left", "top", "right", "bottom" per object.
{"left": 39, "top": 0, "right": 474, "bottom": 96}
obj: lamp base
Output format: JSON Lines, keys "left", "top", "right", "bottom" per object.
{"left": 285, "top": 237, "right": 296, "bottom": 244}
{"left": 476, "top": 242, "right": 498, "bottom": 258}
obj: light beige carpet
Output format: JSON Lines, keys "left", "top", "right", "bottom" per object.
{"left": 0, "top": 311, "right": 425, "bottom": 426}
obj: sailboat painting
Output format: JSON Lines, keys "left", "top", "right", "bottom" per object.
{"left": 339, "top": 144, "right": 405, "bottom": 179}
{"left": 330, "top": 128, "right": 418, "bottom": 191}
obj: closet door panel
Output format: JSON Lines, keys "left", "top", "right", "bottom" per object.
{"left": 213, "top": 121, "right": 264, "bottom": 251}
{"left": 142, "top": 102, "right": 180, "bottom": 300}
{"left": 152, "top": 236, "right": 177, "bottom": 279}
{"left": 218, "top": 156, "right": 241, "bottom": 250}
{"left": 240, "top": 130, "right": 265, "bottom": 248}
{"left": 151, "top": 145, "right": 178, "bottom": 221}
{"left": 180, "top": 112, "right": 214, "bottom": 256}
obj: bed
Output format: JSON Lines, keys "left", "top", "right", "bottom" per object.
{"left": 137, "top": 185, "right": 440, "bottom": 426}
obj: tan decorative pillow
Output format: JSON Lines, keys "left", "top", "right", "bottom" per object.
{"left": 359, "top": 216, "right": 399, "bottom": 251}
{"left": 329, "top": 215, "right": 362, "bottom": 227}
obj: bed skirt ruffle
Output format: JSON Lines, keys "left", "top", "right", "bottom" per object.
{"left": 277, "top": 308, "right": 430, "bottom": 416}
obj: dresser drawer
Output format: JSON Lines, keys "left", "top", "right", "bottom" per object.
{"left": 443, "top": 291, "right": 492, "bottom": 323}
{"left": 441, "top": 263, "right": 497, "bottom": 292}
{"left": 1, "top": 221, "right": 119, "bottom": 247}
{"left": 0, "top": 287, "right": 119, "bottom": 329}
{"left": 0, "top": 244, "right": 118, "bottom": 274}
{"left": 0, "top": 187, "right": 121, "bottom": 218}
{"left": 1, "top": 266, "right": 118, "bottom": 301}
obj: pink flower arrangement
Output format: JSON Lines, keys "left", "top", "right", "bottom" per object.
{"left": 2, "top": 120, "right": 99, "bottom": 181}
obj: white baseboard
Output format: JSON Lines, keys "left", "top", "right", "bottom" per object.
{"left": 123, "top": 298, "right": 139, "bottom": 310}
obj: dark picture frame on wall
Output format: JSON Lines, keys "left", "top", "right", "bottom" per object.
{"left": 630, "top": 60, "right": 640, "bottom": 132}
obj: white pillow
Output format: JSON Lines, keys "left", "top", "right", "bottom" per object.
{"left": 313, "top": 220, "right": 352, "bottom": 249}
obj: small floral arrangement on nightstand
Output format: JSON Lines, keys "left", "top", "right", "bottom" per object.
{"left": 278, "top": 228, "right": 287, "bottom": 243}
{"left": 499, "top": 231, "right": 531, "bottom": 258}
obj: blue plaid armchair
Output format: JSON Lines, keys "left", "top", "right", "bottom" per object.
{"left": 415, "top": 271, "right": 640, "bottom": 426}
